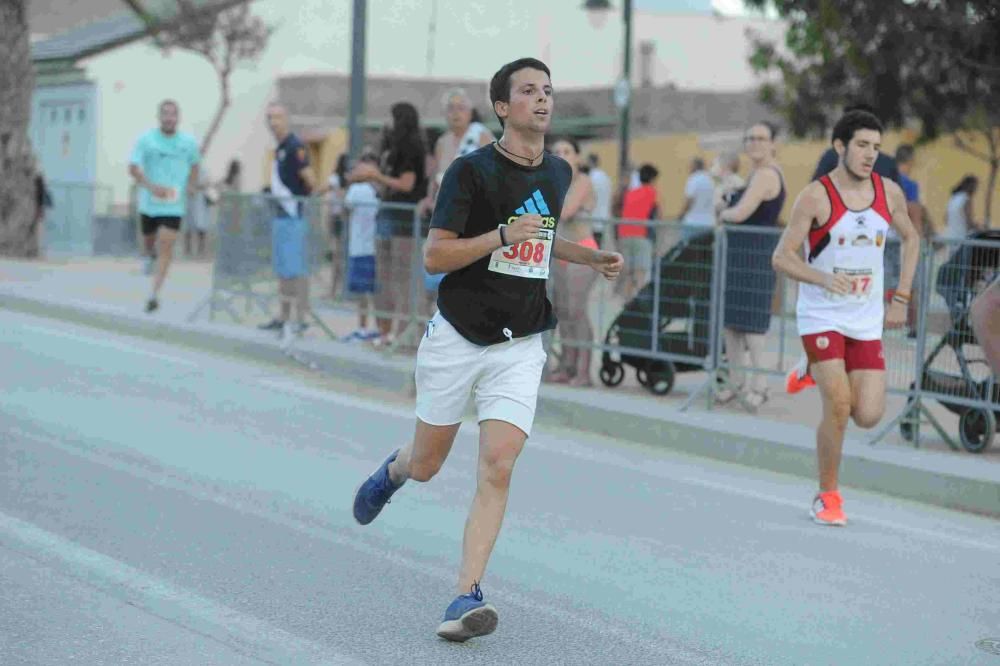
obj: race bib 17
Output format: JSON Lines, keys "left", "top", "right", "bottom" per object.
{"left": 831, "top": 266, "right": 874, "bottom": 301}
{"left": 488, "top": 225, "right": 554, "bottom": 279}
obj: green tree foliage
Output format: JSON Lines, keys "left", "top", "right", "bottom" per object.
{"left": 746, "top": 0, "right": 999, "bottom": 222}
{"left": 155, "top": 1, "right": 274, "bottom": 158}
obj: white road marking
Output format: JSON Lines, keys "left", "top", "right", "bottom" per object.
{"left": 15, "top": 324, "right": 200, "bottom": 368}
{"left": 258, "top": 378, "right": 1000, "bottom": 554}
{"left": 0, "top": 509, "right": 363, "bottom": 666}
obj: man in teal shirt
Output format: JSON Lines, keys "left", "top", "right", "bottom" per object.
{"left": 129, "top": 99, "right": 200, "bottom": 312}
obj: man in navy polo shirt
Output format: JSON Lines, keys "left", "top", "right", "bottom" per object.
{"left": 259, "top": 103, "right": 317, "bottom": 341}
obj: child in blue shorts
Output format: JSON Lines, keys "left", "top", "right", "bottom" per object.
{"left": 343, "top": 152, "right": 381, "bottom": 341}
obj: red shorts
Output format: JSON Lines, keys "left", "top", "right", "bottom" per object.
{"left": 801, "top": 332, "right": 885, "bottom": 372}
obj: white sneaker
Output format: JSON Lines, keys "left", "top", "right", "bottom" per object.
{"left": 281, "top": 322, "right": 306, "bottom": 349}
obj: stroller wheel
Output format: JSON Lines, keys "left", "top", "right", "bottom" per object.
{"left": 600, "top": 363, "right": 625, "bottom": 387}
{"left": 644, "top": 361, "right": 676, "bottom": 396}
{"left": 636, "top": 368, "right": 649, "bottom": 387}
{"left": 959, "top": 408, "right": 996, "bottom": 453}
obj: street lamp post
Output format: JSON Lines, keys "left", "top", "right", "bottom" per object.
{"left": 584, "top": 0, "right": 633, "bottom": 190}
{"left": 348, "top": 0, "right": 367, "bottom": 163}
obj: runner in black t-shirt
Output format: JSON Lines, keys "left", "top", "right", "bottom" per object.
{"left": 352, "top": 58, "right": 623, "bottom": 642}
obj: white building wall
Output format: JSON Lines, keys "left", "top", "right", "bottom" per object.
{"left": 78, "top": 0, "right": 782, "bottom": 205}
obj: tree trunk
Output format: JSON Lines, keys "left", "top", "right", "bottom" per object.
{"left": 0, "top": 0, "right": 39, "bottom": 257}
{"left": 199, "top": 69, "right": 231, "bottom": 158}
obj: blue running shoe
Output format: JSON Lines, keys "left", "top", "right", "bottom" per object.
{"left": 352, "top": 449, "right": 402, "bottom": 525}
{"left": 436, "top": 583, "right": 498, "bottom": 642}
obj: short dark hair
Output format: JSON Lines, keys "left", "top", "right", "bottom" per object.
{"left": 159, "top": 99, "right": 178, "bottom": 112}
{"left": 844, "top": 102, "right": 876, "bottom": 115}
{"left": 587, "top": 153, "right": 599, "bottom": 167}
{"left": 895, "top": 144, "right": 915, "bottom": 165}
{"left": 639, "top": 164, "right": 659, "bottom": 184}
{"left": 832, "top": 110, "right": 884, "bottom": 147}
{"left": 489, "top": 58, "right": 552, "bottom": 128}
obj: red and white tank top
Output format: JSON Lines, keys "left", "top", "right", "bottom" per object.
{"left": 797, "top": 173, "right": 892, "bottom": 340}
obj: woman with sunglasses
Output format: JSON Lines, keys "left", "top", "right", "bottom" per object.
{"left": 717, "top": 121, "right": 786, "bottom": 409}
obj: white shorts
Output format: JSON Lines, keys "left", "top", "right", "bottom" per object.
{"left": 415, "top": 312, "right": 547, "bottom": 437}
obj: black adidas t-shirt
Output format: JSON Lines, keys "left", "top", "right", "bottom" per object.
{"left": 431, "top": 145, "right": 573, "bottom": 345}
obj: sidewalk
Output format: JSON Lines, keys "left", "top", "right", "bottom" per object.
{"left": 2, "top": 257, "right": 998, "bottom": 517}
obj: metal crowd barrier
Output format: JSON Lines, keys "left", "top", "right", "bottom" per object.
{"left": 189, "top": 193, "right": 429, "bottom": 349}
{"left": 712, "top": 224, "right": 787, "bottom": 412}
{"left": 576, "top": 217, "right": 721, "bottom": 410}
{"left": 187, "top": 192, "right": 333, "bottom": 339}
{"left": 874, "top": 233, "right": 1000, "bottom": 452}
{"left": 322, "top": 196, "right": 431, "bottom": 349}
{"left": 193, "top": 192, "right": 999, "bottom": 451}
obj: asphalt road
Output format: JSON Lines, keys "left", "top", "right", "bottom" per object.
{"left": 2, "top": 309, "right": 998, "bottom": 666}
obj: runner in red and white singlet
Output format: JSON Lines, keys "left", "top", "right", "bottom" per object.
{"left": 797, "top": 171, "right": 892, "bottom": 347}
{"left": 772, "top": 110, "right": 920, "bottom": 526}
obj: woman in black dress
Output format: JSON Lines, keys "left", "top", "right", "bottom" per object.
{"left": 717, "top": 121, "right": 786, "bottom": 409}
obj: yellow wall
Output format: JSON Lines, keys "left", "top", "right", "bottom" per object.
{"left": 259, "top": 128, "right": 348, "bottom": 191}
{"left": 584, "top": 130, "right": 999, "bottom": 230}
{"left": 309, "top": 128, "right": 348, "bottom": 185}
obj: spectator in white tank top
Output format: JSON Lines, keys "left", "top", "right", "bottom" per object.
{"left": 586, "top": 153, "right": 612, "bottom": 247}
{"left": 943, "top": 175, "right": 981, "bottom": 240}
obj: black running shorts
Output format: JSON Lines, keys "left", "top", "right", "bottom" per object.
{"left": 141, "top": 215, "right": 182, "bottom": 236}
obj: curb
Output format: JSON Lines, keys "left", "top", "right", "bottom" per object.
{"left": 536, "top": 393, "right": 1000, "bottom": 518}
{"left": 3, "top": 291, "right": 997, "bottom": 518}
{"left": 0, "top": 292, "right": 416, "bottom": 393}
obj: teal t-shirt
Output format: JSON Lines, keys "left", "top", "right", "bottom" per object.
{"left": 130, "top": 129, "right": 201, "bottom": 217}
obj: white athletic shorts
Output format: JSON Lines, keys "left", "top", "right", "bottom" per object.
{"left": 415, "top": 311, "right": 547, "bottom": 437}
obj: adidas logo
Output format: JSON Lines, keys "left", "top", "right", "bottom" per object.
{"left": 508, "top": 189, "right": 557, "bottom": 228}
{"left": 515, "top": 189, "right": 550, "bottom": 216}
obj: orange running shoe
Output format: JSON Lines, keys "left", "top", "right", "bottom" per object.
{"left": 811, "top": 490, "right": 847, "bottom": 526}
{"left": 786, "top": 356, "right": 816, "bottom": 394}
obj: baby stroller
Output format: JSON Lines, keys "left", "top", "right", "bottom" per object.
{"left": 599, "top": 230, "right": 714, "bottom": 396}
{"left": 901, "top": 230, "right": 1000, "bottom": 452}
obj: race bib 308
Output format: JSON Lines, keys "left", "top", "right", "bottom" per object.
{"left": 489, "top": 225, "right": 553, "bottom": 279}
